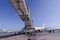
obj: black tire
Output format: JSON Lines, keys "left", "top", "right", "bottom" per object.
{"left": 36, "top": 30, "right": 40, "bottom": 33}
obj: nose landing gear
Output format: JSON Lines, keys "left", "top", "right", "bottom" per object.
{"left": 27, "top": 32, "right": 36, "bottom": 40}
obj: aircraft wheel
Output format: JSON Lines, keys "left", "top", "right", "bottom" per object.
{"left": 53, "top": 30, "right": 54, "bottom": 32}
{"left": 36, "top": 30, "right": 40, "bottom": 33}
{"left": 25, "top": 32, "right": 29, "bottom": 35}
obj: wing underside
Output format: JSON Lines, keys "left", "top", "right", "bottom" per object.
{"left": 10, "top": 0, "right": 33, "bottom": 30}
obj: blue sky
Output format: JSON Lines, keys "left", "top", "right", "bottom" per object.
{"left": 0, "top": 0, "right": 60, "bottom": 31}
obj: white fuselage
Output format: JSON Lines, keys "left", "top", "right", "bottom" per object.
{"left": 34, "top": 27, "right": 44, "bottom": 32}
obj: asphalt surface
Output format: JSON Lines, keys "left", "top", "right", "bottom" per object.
{"left": 0, "top": 30, "right": 60, "bottom": 40}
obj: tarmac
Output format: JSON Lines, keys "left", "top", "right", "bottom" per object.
{"left": 0, "top": 30, "right": 60, "bottom": 40}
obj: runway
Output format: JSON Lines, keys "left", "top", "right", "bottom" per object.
{"left": 0, "top": 30, "right": 60, "bottom": 40}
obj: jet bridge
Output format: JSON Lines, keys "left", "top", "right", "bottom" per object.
{"left": 10, "top": 0, "right": 33, "bottom": 30}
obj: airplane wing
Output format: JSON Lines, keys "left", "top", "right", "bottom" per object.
{"left": 10, "top": 0, "right": 33, "bottom": 30}
{"left": 0, "top": 32, "right": 25, "bottom": 39}
{"left": 0, "top": 34, "right": 17, "bottom": 39}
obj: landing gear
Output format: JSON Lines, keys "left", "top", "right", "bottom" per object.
{"left": 53, "top": 30, "right": 54, "bottom": 32}
{"left": 27, "top": 31, "right": 36, "bottom": 40}
{"left": 48, "top": 30, "right": 54, "bottom": 33}
{"left": 36, "top": 30, "right": 40, "bottom": 33}
{"left": 28, "top": 38, "right": 31, "bottom": 40}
